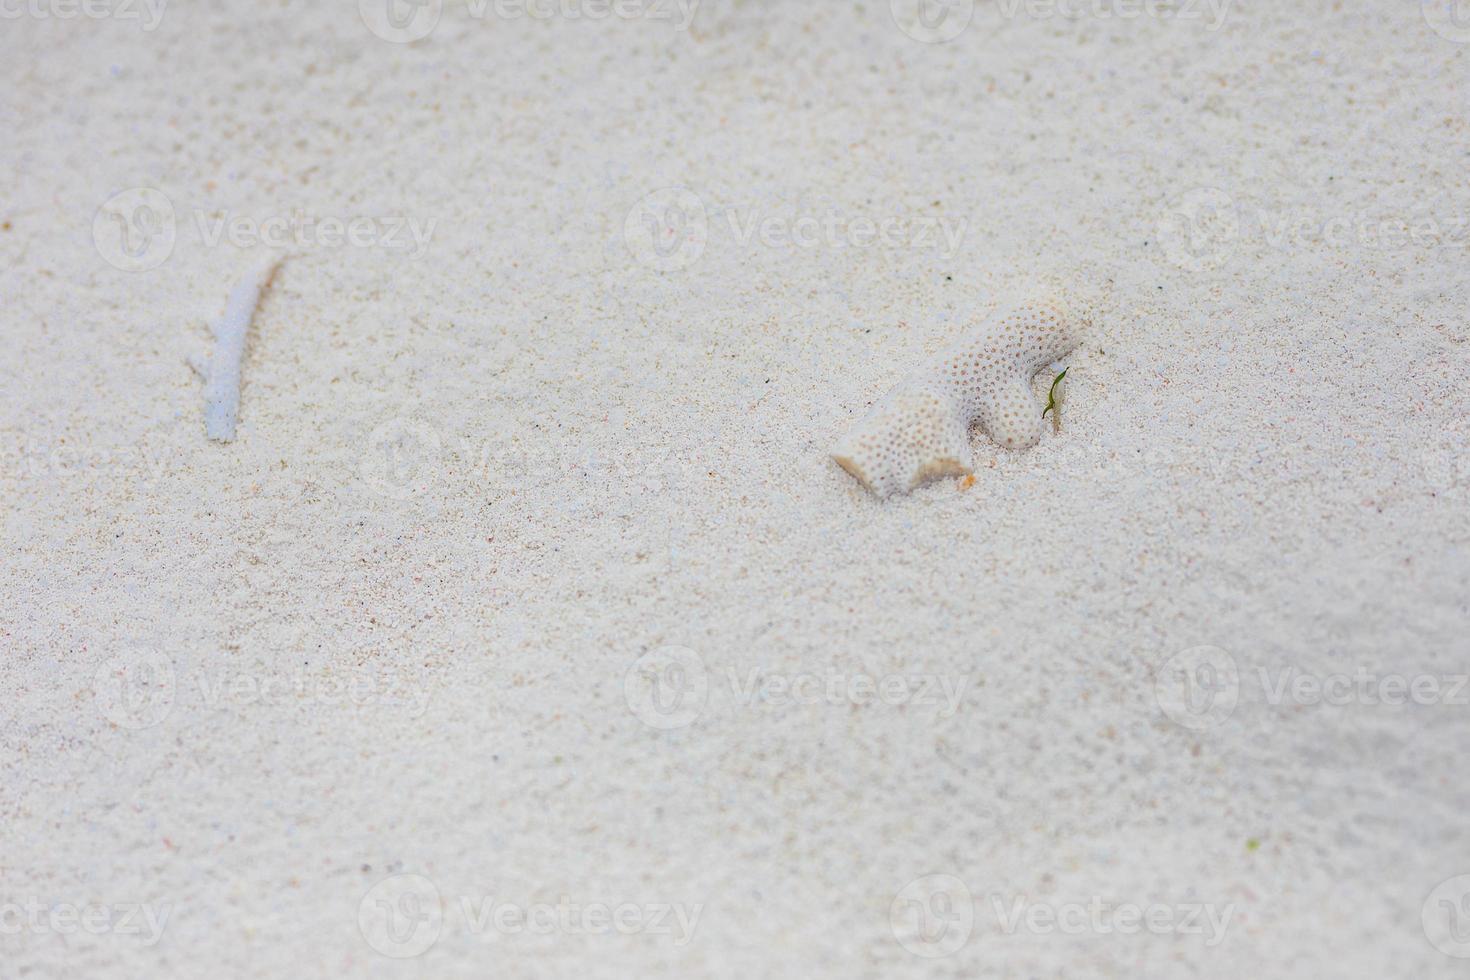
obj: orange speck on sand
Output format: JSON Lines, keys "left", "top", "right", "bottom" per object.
{"left": 959, "top": 475, "right": 976, "bottom": 490}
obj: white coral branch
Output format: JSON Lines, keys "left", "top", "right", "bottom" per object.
{"left": 199, "top": 256, "right": 282, "bottom": 442}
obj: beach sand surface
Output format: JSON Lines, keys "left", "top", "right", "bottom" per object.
{"left": 2, "top": 1, "right": 1468, "bottom": 976}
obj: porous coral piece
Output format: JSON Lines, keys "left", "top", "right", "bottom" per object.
{"left": 832, "top": 299, "right": 1083, "bottom": 498}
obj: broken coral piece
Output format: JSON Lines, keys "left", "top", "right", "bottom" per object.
{"left": 831, "top": 297, "right": 1084, "bottom": 498}
{"left": 192, "top": 256, "right": 282, "bottom": 442}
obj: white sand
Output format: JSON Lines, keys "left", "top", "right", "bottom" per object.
{"left": 3, "top": 1, "right": 1469, "bottom": 976}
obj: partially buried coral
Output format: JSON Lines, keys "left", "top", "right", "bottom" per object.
{"left": 832, "top": 298, "right": 1085, "bottom": 498}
